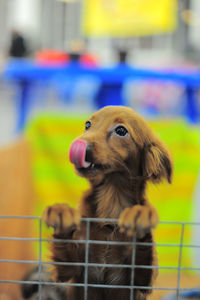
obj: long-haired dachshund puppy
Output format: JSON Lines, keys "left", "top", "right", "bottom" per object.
{"left": 43, "top": 106, "right": 173, "bottom": 300}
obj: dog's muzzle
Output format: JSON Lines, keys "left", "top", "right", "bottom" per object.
{"left": 69, "top": 139, "right": 91, "bottom": 169}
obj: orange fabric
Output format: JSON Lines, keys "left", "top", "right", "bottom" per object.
{"left": 0, "top": 139, "right": 35, "bottom": 299}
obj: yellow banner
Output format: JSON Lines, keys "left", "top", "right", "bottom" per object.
{"left": 82, "top": 0, "right": 177, "bottom": 37}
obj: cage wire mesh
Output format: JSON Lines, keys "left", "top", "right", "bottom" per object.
{"left": 0, "top": 216, "right": 200, "bottom": 300}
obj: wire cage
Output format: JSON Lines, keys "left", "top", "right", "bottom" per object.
{"left": 0, "top": 216, "right": 200, "bottom": 300}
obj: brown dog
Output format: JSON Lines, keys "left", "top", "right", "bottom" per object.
{"left": 43, "top": 106, "right": 173, "bottom": 300}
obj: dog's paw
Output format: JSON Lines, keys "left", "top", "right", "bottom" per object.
{"left": 118, "top": 205, "right": 159, "bottom": 237}
{"left": 42, "top": 204, "right": 81, "bottom": 234}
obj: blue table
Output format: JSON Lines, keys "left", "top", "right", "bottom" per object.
{"left": 3, "top": 59, "right": 200, "bottom": 131}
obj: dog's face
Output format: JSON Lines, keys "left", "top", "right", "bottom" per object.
{"left": 69, "top": 106, "right": 173, "bottom": 184}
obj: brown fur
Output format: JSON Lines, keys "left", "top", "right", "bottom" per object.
{"left": 42, "top": 106, "right": 173, "bottom": 300}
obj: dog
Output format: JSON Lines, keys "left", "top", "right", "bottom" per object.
{"left": 42, "top": 106, "right": 173, "bottom": 300}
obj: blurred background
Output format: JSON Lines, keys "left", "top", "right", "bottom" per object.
{"left": 0, "top": 0, "right": 200, "bottom": 299}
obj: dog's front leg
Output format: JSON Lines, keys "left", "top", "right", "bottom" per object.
{"left": 42, "top": 204, "right": 83, "bottom": 282}
{"left": 118, "top": 203, "right": 159, "bottom": 298}
{"left": 118, "top": 202, "right": 159, "bottom": 237}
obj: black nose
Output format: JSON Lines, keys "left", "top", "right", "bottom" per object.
{"left": 85, "top": 144, "right": 94, "bottom": 163}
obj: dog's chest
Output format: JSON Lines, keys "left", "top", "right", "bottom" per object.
{"left": 87, "top": 226, "right": 129, "bottom": 285}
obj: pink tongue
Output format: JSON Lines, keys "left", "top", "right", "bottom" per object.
{"left": 69, "top": 139, "right": 91, "bottom": 168}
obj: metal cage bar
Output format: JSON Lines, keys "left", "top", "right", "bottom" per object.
{"left": 176, "top": 223, "right": 185, "bottom": 300}
{"left": 84, "top": 219, "right": 90, "bottom": 300}
{"left": 130, "top": 234, "right": 137, "bottom": 300}
{"left": 0, "top": 216, "right": 199, "bottom": 299}
{"left": 38, "top": 218, "right": 43, "bottom": 300}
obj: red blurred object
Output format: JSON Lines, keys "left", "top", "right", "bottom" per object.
{"left": 35, "top": 49, "right": 99, "bottom": 67}
{"left": 80, "top": 54, "right": 98, "bottom": 67}
{"left": 35, "top": 49, "right": 69, "bottom": 66}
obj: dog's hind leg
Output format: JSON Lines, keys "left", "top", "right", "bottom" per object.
{"left": 21, "top": 265, "right": 67, "bottom": 300}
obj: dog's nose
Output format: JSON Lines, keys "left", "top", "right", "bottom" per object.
{"left": 69, "top": 139, "right": 92, "bottom": 168}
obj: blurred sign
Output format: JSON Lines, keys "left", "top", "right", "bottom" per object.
{"left": 82, "top": 0, "right": 177, "bottom": 37}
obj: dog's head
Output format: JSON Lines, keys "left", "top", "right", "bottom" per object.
{"left": 69, "top": 106, "right": 173, "bottom": 184}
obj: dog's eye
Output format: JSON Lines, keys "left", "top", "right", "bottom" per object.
{"left": 85, "top": 121, "right": 92, "bottom": 131}
{"left": 115, "top": 126, "right": 128, "bottom": 136}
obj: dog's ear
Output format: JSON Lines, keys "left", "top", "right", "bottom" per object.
{"left": 142, "top": 141, "right": 173, "bottom": 183}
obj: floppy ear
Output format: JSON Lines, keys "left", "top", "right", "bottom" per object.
{"left": 142, "top": 141, "right": 173, "bottom": 183}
